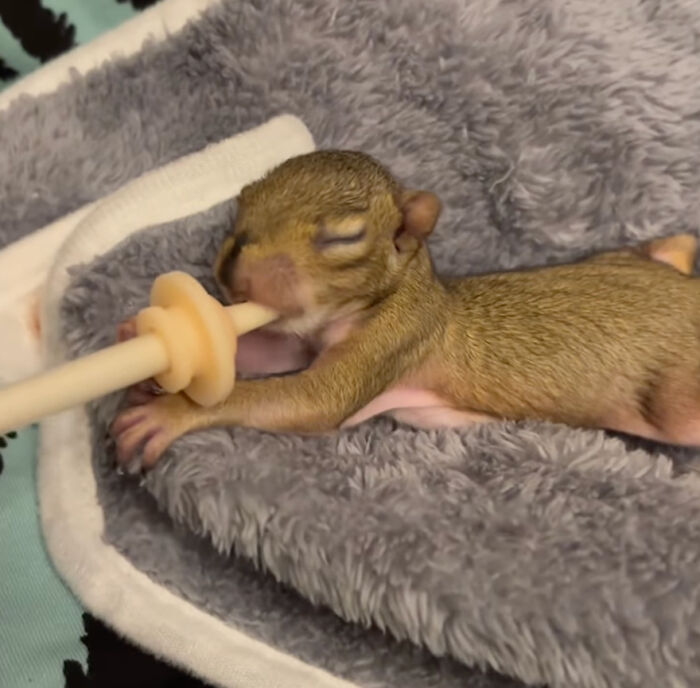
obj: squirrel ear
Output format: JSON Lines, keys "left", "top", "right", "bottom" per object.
{"left": 394, "top": 190, "right": 442, "bottom": 252}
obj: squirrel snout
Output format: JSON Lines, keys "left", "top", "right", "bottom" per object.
{"left": 228, "top": 253, "right": 305, "bottom": 316}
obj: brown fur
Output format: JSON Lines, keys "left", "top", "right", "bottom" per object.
{"left": 111, "top": 151, "right": 700, "bottom": 468}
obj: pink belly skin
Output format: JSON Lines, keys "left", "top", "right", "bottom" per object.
{"left": 235, "top": 330, "right": 314, "bottom": 376}
{"left": 341, "top": 386, "right": 496, "bottom": 430}
{"left": 345, "top": 384, "right": 700, "bottom": 444}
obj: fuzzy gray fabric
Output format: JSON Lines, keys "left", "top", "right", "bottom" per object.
{"left": 65, "top": 209, "right": 700, "bottom": 688}
{"left": 5, "top": 0, "right": 700, "bottom": 686}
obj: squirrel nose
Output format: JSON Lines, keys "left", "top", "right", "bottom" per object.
{"left": 230, "top": 254, "right": 302, "bottom": 315}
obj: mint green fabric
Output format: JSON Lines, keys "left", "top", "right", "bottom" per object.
{"left": 0, "top": 21, "right": 42, "bottom": 80}
{"left": 41, "top": 0, "right": 138, "bottom": 45}
{"left": 0, "top": 426, "right": 86, "bottom": 686}
{"left": 0, "top": 1, "right": 144, "bottom": 90}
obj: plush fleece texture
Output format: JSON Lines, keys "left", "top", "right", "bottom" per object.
{"left": 5, "top": 0, "right": 700, "bottom": 686}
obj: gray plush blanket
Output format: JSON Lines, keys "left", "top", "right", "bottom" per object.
{"left": 5, "top": 1, "right": 700, "bottom": 687}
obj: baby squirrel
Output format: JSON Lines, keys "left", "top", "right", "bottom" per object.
{"left": 112, "top": 150, "right": 700, "bottom": 468}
